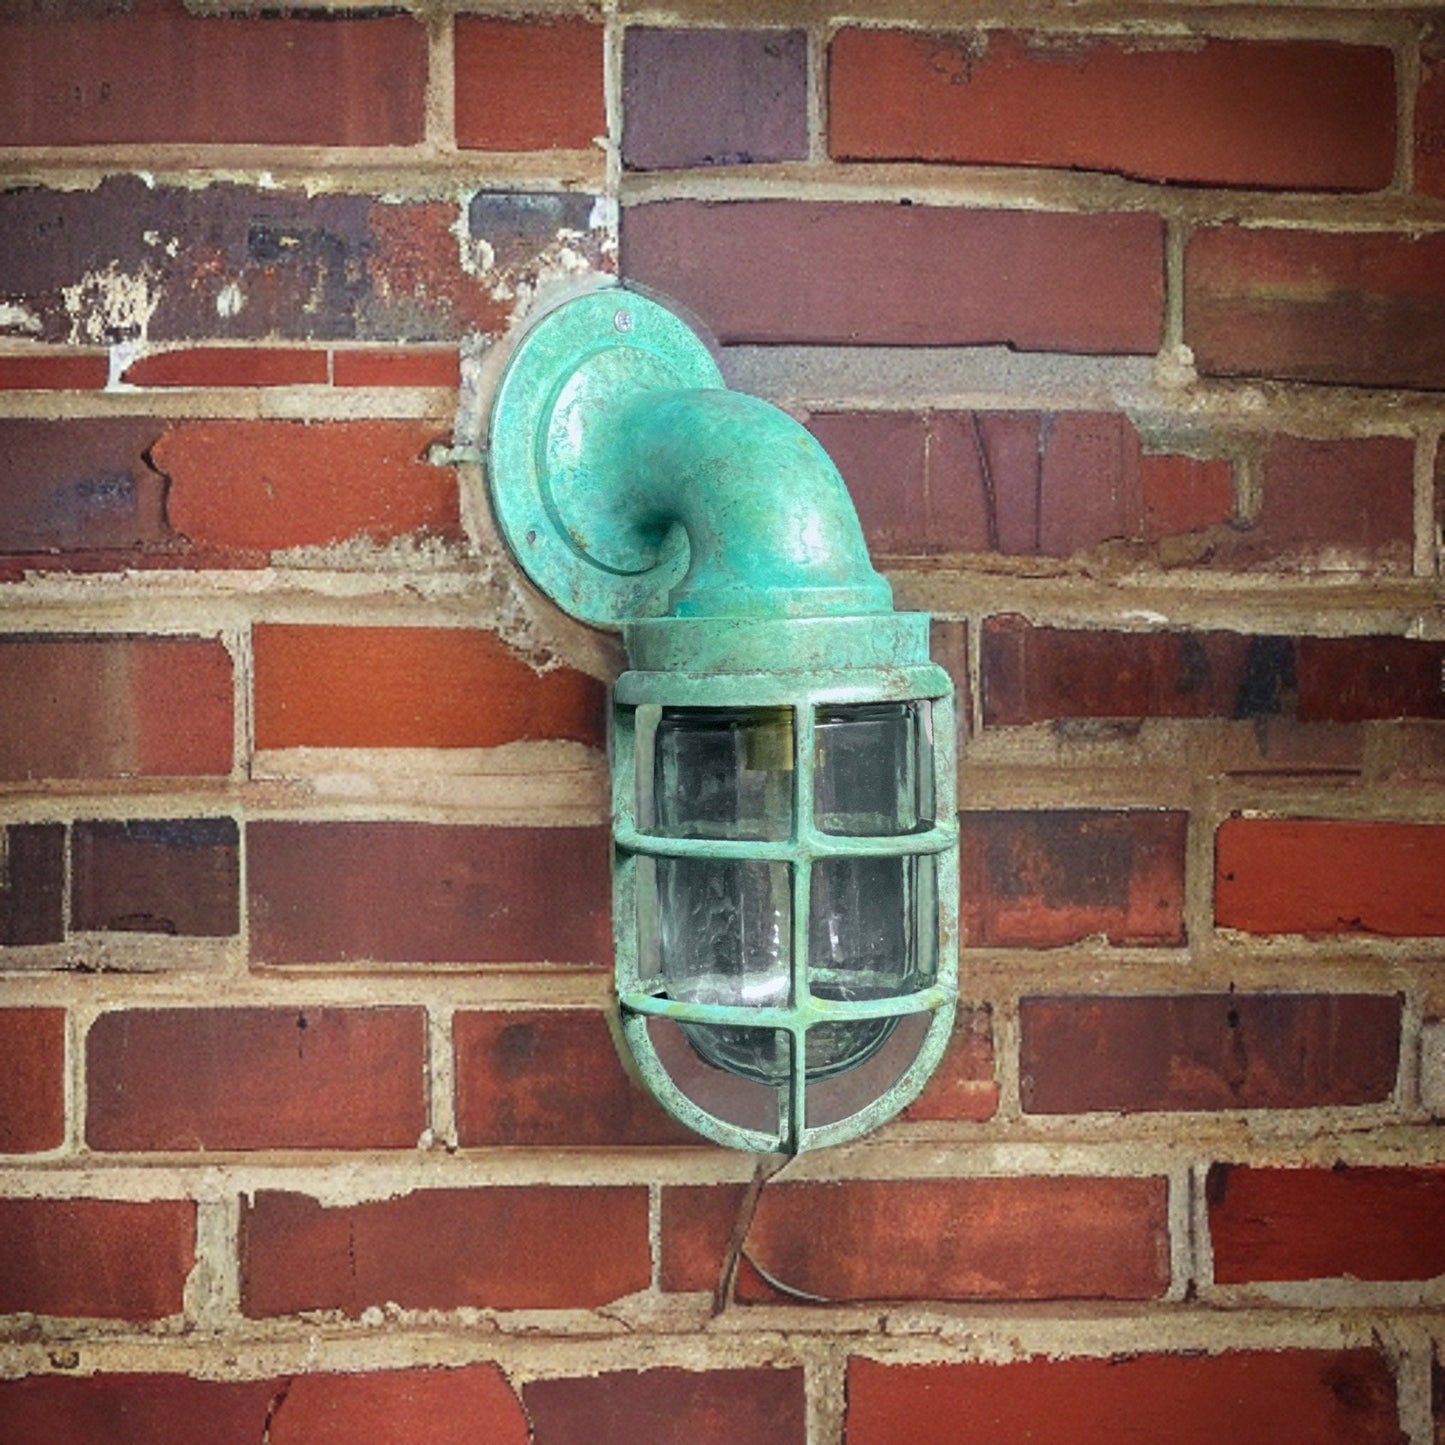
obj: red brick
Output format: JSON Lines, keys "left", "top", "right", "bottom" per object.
{"left": 662, "top": 1176, "right": 1169, "bottom": 1301}
{"left": 831, "top": 30, "right": 1395, "bottom": 191}
{"left": 0, "top": 1008, "right": 66, "bottom": 1153}
{"left": 332, "top": 347, "right": 461, "bottom": 388}
{"left": 272, "top": 1367, "right": 528, "bottom": 1445}
{"left": 960, "top": 810, "right": 1188, "bottom": 948}
{"left": 0, "top": 181, "right": 583, "bottom": 345}
{"left": 0, "top": 1198, "right": 193, "bottom": 1319}
{"left": 252, "top": 624, "right": 605, "bottom": 751}
{"left": 1297, "top": 636, "right": 1445, "bottom": 721}
{"left": 1209, "top": 1165, "right": 1445, "bottom": 1283}
{"left": 1186, "top": 226, "right": 1445, "bottom": 389}
{"left": 1216, "top": 817, "right": 1445, "bottom": 937}
{"left": 523, "top": 1368, "right": 806, "bottom": 1445}
{"left": 623, "top": 202, "right": 1164, "bottom": 352}
{"left": 929, "top": 618, "right": 971, "bottom": 749}
{"left": 0, "top": 418, "right": 171, "bottom": 558}
{"left": 248, "top": 822, "right": 611, "bottom": 966}
{"left": 0, "top": 2, "right": 425, "bottom": 146}
{"left": 1416, "top": 31, "right": 1445, "bottom": 200}
{"left": 240, "top": 1186, "right": 650, "bottom": 1316}
{"left": 0, "top": 1368, "right": 524, "bottom": 1445}
{"left": 623, "top": 28, "right": 807, "bottom": 170}
{"left": 0, "top": 635, "right": 233, "bottom": 781}
{"left": 454, "top": 1010, "right": 695, "bottom": 1147}
{"left": 901, "top": 1005, "right": 998, "bottom": 1121}
{"left": 1021, "top": 993, "right": 1400, "bottom": 1114}
{"left": 0, "top": 822, "right": 65, "bottom": 945}
{"left": 845, "top": 1350, "right": 1404, "bottom": 1445}
{"left": 86, "top": 1007, "right": 426, "bottom": 1151}
{"left": 0, "top": 352, "right": 108, "bottom": 390}
{"left": 71, "top": 817, "right": 239, "bottom": 936}
{"left": 151, "top": 421, "right": 457, "bottom": 557}
{"left": 454, "top": 18, "right": 604, "bottom": 151}
{"left": 1248, "top": 436, "right": 1414, "bottom": 570}
{"left": 121, "top": 347, "right": 328, "bottom": 388}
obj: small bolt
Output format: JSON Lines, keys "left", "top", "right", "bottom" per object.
{"left": 613, "top": 308, "right": 634, "bottom": 334}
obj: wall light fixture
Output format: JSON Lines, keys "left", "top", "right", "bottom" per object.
{"left": 487, "top": 288, "right": 958, "bottom": 1151}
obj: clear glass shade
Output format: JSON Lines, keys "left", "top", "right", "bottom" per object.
{"left": 648, "top": 703, "right": 936, "bottom": 1085}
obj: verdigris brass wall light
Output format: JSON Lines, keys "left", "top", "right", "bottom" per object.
{"left": 487, "top": 288, "right": 957, "bottom": 1152}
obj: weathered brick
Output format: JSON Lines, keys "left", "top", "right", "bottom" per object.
{"left": 0, "top": 180, "right": 602, "bottom": 344}
{"left": 454, "top": 18, "right": 604, "bottom": 151}
{"left": 0, "top": 1368, "right": 526, "bottom": 1445}
{"left": 1021, "top": 994, "right": 1400, "bottom": 1114}
{"left": 248, "top": 822, "right": 611, "bottom": 966}
{"left": 0, "top": 1008, "right": 66, "bottom": 1153}
{"left": 252, "top": 624, "right": 605, "bottom": 751}
{"left": 1246, "top": 436, "right": 1415, "bottom": 571}
{"left": 1216, "top": 817, "right": 1445, "bottom": 937}
{"left": 623, "top": 28, "right": 807, "bottom": 170}
{"left": 1209, "top": 1165, "right": 1445, "bottom": 1282}
{"left": 152, "top": 421, "right": 457, "bottom": 558}
{"left": 86, "top": 1007, "right": 427, "bottom": 1151}
{"left": 845, "top": 1351, "right": 1403, "bottom": 1445}
{"left": 0, "top": 1198, "right": 193, "bottom": 1319}
{"left": 623, "top": 202, "right": 1164, "bottom": 352}
{"left": 1186, "top": 225, "right": 1445, "bottom": 389}
{"left": 523, "top": 1368, "right": 807, "bottom": 1445}
{"left": 0, "top": 352, "right": 108, "bottom": 390}
{"left": 121, "top": 347, "right": 328, "bottom": 388}
{"left": 662, "top": 1176, "right": 1169, "bottom": 1301}
{"left": 901, "top": 1005, "right": 998, "bottom": 1121}
{"left": 830, "top": 30, "right": 1395, "bottom": 192}
{"left": 0, "top": 4, "right": 425, "bottom": 146}
{"left": 960, "top": 810, "right": 1188, "bottom": 948}
{"left": 240, "top": 1186, "right": 650, "bottom": 1316}
{"left": 331, "top": 346, "right": 460, "bottom": 388}
{"left": 0, "top": 823, "right": 65, "bottom": 945}
{"left": 453, "top": 1010, "right": 695, "bottom": 1147}
{"left": 0, "top": 418, "right": 170, "bottom": 558}
{"left": 1297, "top": 636, "right": 1445, "bottom": 721}
{"left": 71, "top": 817, "right": 239, "bottom": 937}
{"left": 0, "top": 636, "right": 233, "bottom": 781}
{"left": 1416, "top": 30, "right": 1445, "bottom": 200}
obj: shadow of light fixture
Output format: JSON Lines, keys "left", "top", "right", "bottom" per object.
{"left": 485, "top": 288, "right": 958, "bottom": 1152}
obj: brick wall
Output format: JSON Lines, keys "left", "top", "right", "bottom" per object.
{"left": 2, "top": 3, "right": 1443, "bottom": 1442}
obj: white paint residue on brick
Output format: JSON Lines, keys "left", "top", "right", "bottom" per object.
{"left": 0, "top": 300, "right": 42, "bottom": 333}
{"left": 61, "top": 262, "right": 160, "bottom": 346}
{"left": 215, "top": 281, "right": 245, "bottom": 318}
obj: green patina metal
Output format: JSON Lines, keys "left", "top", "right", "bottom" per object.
{"left": 487, "top": 286, "right": 959, "bottom": 1152}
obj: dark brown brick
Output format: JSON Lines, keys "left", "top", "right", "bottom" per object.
{"left": 846, "top": 1351, "right": 1404, "bottom": 1445}
{"left": 0, "top": 419, "right": 171, "bottom": 557}
{"left": 1186, "top": 225, "right": 1445, "bottom": 389}
{"left": 453, "top": 1010, "right": 695, "bottom": 1147}
{"left": 1209, "top": 1165, "right": 1445, "bottom": 1282}
{"left": 623, "top": 202, "right": 1164, "bottom": 352}
{"left": 0, "top": 822, "right": 65, "bottom": 945}
{"left": 0, "top": 1198, "right": 193, "bottom": 1319}
{"left": 623, "top": 28, "right": 807, "bottom": 170}
{"left": 240, "top": 1187, "right": 651, "bottom": 1316}
{"left": 0, "top": 1008, "right": 66, "bottom": 1153}
{"left": 0, "top": 1369, "right": 527, "bottom": 1445}
{"left": 86, "top": 1007, "right": 427, "bottom": 1151}
{"left": 72, "top": 818, "right": 238, "bottom": 936}
{"left": 831, "top": 31, "right": 1395, "bottom": 192}
{"left": 1020, "top": 994, "right": 1401, "bottom": 1114}
{"left": 0, "top": 635, "right": 233, "bottom": 781}
{"left": 247, "top": 822, "right": 611, "bottom": 966}
{"left": 1297, "top": 636, "right": 1445, "bottom": 721}
{"left": 0, "top": 180, "right": 605, "bottom": 344}
{"left": 0, "top": 3, "right": 425, "bottom": 146}
{"left": 662, "top": 1176, "right": 1169, "bottom": 1301}
{"left": 523, "top": 1368, "right": 807, "bottom": 1445}
{"left": 1419, "top": 31, "right": 1445, "bottom": 200}
{"left": 1216, "top": 817, "right": 1445, "bottom": 937}
{"left": 960, "top": 810, "right": 1188, "bottom": 948}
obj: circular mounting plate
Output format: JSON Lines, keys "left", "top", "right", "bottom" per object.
{"left": 488, "top": 288, "right": 725, "bottom": 628}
